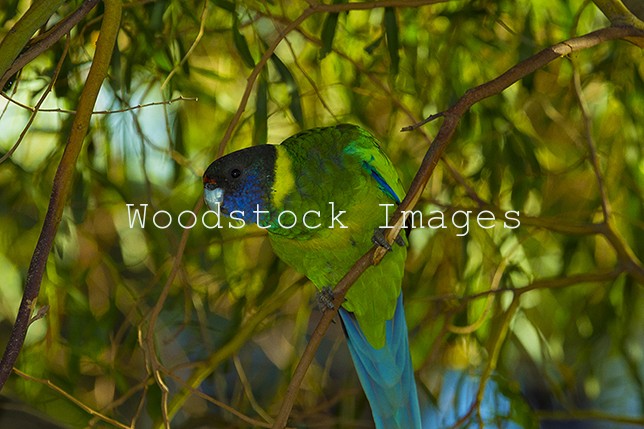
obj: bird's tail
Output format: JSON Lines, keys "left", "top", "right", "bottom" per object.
{"left": 339, "top": 293, "right": 422, "bottom": 429}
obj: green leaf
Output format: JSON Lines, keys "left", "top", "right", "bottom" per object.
{"left": 148, "top": 0, "right": 167, "bottom": 32}
{"left": 232, "top": 15, "right": 255, "bottom": 68}
{"left": 319, "top": 12, "right": 339, "bottom": 59}
{"left": 177, "top": 38, "right": 190, "bottom": 76}
{"left": 364, "top": 35, "right": 384, "bottom": 54}
{"left": 152, "top": 49, "right": 173, "bottom": 72}
{"left": 111, "top": 38, "right": 123, "bottom": 91}
{"left": 319, "top": 0, "right": 347, "bottom": 59}
{"left": 0, "top": 0, "right": 20, "bottom": 28}
{"left": 384, "top": 7, "right": 400, "bottom": 75}
{"left": 71, "top": 170, "right": 88, "bottom": 224}
{"left": 212, "top": 0, "right": 235, "bottom": 13}
{"left": 270, "top": 53, "right": 304, "bottom": 127}
{"left": 254, "top": 72, "right": 268, "bottom": 145}
{"left": 519, "top": 9, "right": 535, "bottom": 90}
{"left": 53, "top": 44, "right": 72, "bottom": 98}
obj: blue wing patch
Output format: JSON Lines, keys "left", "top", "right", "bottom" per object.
{"left": 363, "top": 161, "right": 401, "bottom": 204}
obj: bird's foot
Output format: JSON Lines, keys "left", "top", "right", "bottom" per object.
{"left": 372, "top": 227, "right": 405, "bottom": 251}
{"left": 316, "top": 286, "right": 335, "bottom": 312}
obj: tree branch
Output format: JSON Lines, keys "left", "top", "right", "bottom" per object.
{"left": 0, "top": 0, "right": 122, "bottom": 391}
{"left": 0, "top": 0, "right": 100, "bottom": 91}
{"left": 0, "top": 0, "right": 66, "bottom": 85}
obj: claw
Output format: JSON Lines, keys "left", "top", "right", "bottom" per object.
{"left": 372, "top": 228, "right": 393, "bottom": 251}
{"left": 316, "top": 286, "right": 335, "bottom": 312}
{"left": 372, "top": 227, "right": 405, "bottom": 251}
{"left": 393, "top": 234, "right": 405, "bottom": 247}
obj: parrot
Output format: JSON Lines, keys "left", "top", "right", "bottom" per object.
{"left": 203, "top": 124, "right": 422, "bottom": 429}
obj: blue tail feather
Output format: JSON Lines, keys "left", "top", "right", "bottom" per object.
{"left": 339, "top": 293, "right": 422, "bottom": 429}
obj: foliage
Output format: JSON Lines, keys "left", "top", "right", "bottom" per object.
{"left": 0, "top": 0, "right": 642, "bottom": 428}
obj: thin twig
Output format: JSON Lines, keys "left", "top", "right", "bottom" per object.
{"left": 160, "top": 0, "right": 208, "bottom": 90}
{"left": 13, "top": 367, "right": 132, "bottom": 429}
{"left": 566, "top": 55, "right": 644, "bottom": 283}
{"left": 570, "top": 59, "right": 611, "bottom": 221}
{"left": 0, "top": 93, "right": 198, "bottom": 115}
{"left": 447, "top": 259, "right": 507, "bottom": 334}
{"left": 233, "top": 355, "right": 274, "bottom": 425}
{"left": 400, "top": 111, "right": 443, "bottom": 132}
{"left": 431, "top": 269, "right": 624, "bottom": 304}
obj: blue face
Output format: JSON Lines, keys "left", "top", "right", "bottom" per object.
{"left": 203, "top": 145, "right": 277, "bottom": 224}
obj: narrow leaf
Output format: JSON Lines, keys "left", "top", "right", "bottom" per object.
{"left": 211, "top": 0, "right": 235, "bottom": 12}
{"left": 384, "top": 7, "right": 400, "bottom": 75}
{"left": 364, "top": 35, "right": 384, "bottom": 54}
{"left": 319, "top": 12, "right": 339, "bottom": 59}
{"left": 254, "top": 73, "right": 268, "bottom": 145}
{"left": 270, "top": 54, "right": 304, "bottom": 127}
{"left": 232, "top": 15, "right": 255, "bottom": 68}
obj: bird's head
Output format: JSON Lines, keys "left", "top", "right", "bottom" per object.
{"left": 202, "top": 145, "right": 276, "bottom": 222}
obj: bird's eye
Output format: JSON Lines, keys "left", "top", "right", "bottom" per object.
{"left": 230, "top": 168, "right": 241, "bottom": 178}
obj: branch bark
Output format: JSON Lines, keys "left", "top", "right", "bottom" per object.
{"left": 0, "top": 0, "right": 122, "bottom": 391}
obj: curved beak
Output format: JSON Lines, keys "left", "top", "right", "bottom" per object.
{"left": 203, "top": 181, "right": 224, "bottom": 210}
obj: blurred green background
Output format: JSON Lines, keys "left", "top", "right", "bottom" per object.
{"left": 0, "top": 0, "right": 642, "bottom": 428}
